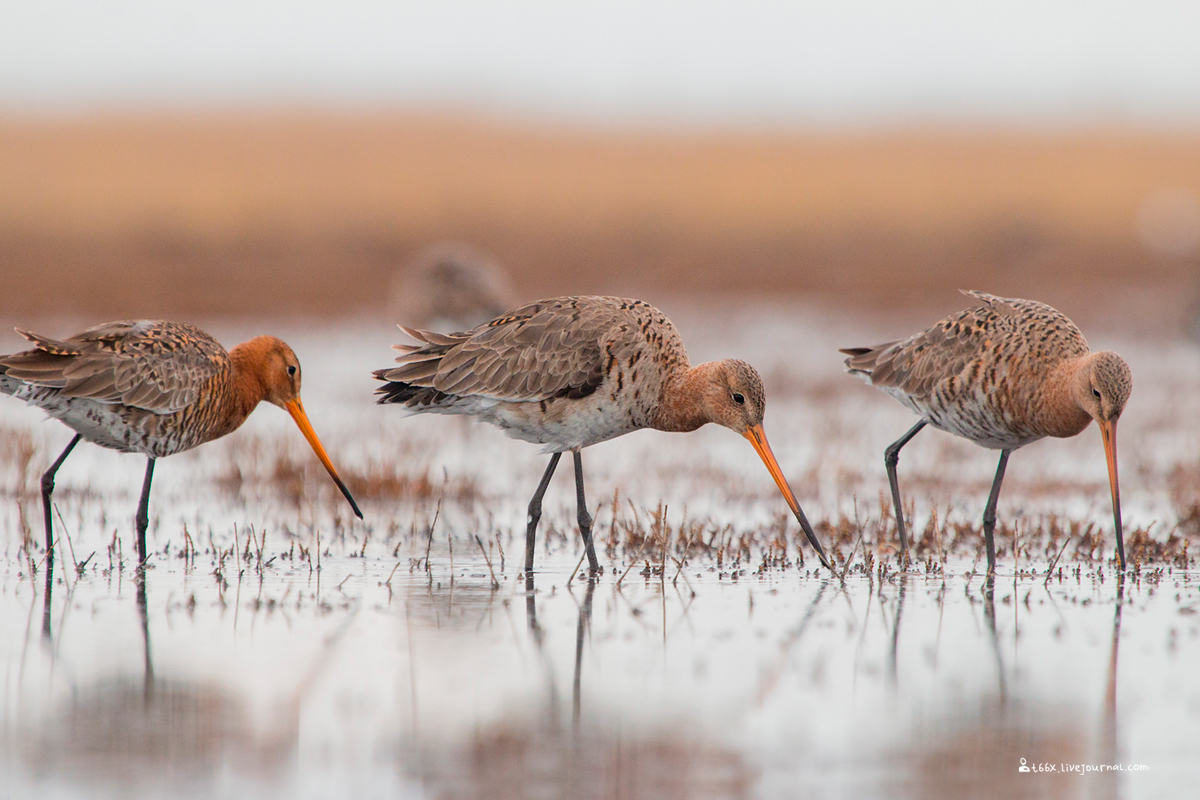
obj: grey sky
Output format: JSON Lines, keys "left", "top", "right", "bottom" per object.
{"left": 2, "top": 0, "right": 1199, "bottom": 126}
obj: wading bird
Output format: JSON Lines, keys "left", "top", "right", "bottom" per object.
{"left": 389, "top": 241, "right": 517, "bottom": 333}
{"left": 842, "top": 291, "right": 1131, "bottom": 572}
{"left": 0, "top": 321, "right": 363, "bottom": 564}
{"left": 374, "top": 296, "right": 831, "bottom": 575}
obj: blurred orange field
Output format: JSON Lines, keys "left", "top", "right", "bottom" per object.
{"left": 1, "top": 113, "right": 1198, "bottom": 323}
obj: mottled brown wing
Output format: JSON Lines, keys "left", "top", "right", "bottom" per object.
{"left": 0, "top": 320, "right": 228, "bottom": 414}
{"left": 379, "top": 297, "right": 619, "bottom": 401}
{"left": 841, "top": 291, "right": 1019, "bottom": 399}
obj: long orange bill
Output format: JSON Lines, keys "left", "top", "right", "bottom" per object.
{"left": 743, "top": 424, "right": 833, "bottom": 572}
{"left": 1100, "top": 419, "right": 1124, "bottom": 570}
{"left": 284, "top": 398, "right": 364, "bottom": 520}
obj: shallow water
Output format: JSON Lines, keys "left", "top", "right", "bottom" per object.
{"left": 1, "top": 303, "right": 1198, "bottom": 798}
{"left": 2, "top": 555, "right": 1196, "bottom": 799}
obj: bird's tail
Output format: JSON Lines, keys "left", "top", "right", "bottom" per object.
{"left": 0, "top": 362, "right": 17, "bottom": 397}
{"left": 839, "top": 346, "right": 880, "bottom": 378}
{"left": 372, "top": 370, "right": 450, "bottom": 409}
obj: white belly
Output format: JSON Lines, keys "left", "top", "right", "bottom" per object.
{"left": 2, "top": 376, "right": 179, "bottom": 457}
{"left": 887, "top": 385, "right": 1043, "bottom": 450}
{"left": 480, "top": 393, "right": 643, "bottom": 453}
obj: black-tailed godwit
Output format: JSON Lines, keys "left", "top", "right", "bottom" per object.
{"left": 842, "top": 291, "right": 1131, "bottom": 572}
{"left": 374, "top": 296, "right": 831, "bottom": 575}
{"left": 390, "top": 242, "right": 517, "bottom": 333}
{"left": 0, "top": 320, "right": 363, "bottom": 564}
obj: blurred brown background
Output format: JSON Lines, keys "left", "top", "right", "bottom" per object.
{"left": 5, "top": 3, "right": 1200, "bottom": 330}
{"left": 3, "top": 114, "right": 1198, "bottom": 326}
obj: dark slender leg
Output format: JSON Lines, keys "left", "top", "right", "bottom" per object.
{"left": 135, "top": 458, "right": 156, "bottom": 565}
{"left": 981, "top": 450, "right": 1011, "bottom": 575}
{"left": 573, "top": 450, "right": 601, "bottom": 573}
{"left": 884, "top": 421, "right": 926, "bottom": 562}
{"left": 525, "top": 453, "right": 562, "bottom": 575}
{"left": 41, "top": 434, "right": 82, "bottom": 555}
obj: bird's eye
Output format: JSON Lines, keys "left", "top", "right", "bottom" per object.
{"left": 287, "top": 365, "right": 297, "bottom": 377}
{"left": 732, "top": 392, "right": 745, "bottom": 405}
{"left": 1091, "top": 388, "right": 1101, "bottom": 400}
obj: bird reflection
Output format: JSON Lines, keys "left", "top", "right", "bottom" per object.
{"left": 25, "top": 571, "right": 344, "bottom": 790}
{"left": 27, "top": 572, "right": 263, "bottom": 786}
{"left": 421, "top": 574, "right": 753, "bottom": 800}
{"left": 523, "top": 574, "right": 594, "bottom": 729}
{"left": 1091, "top": 575, "right": 1124, "bottom": 800}
{"left": 981, "top": 574, "right": 1008, "bottom": 702}
{"left": 571, "top": 577, "right": 594, "bottom": 728}
{"left": 40, "top": 550, "right": 54, "bottom": 643}
{"left": 902, "top": 698, "right": 1085, "bottom": 799}
{"left": 406, "top": 573, "right": 502, "bottom": 631}
{"left": 889, "top": 573, "right": 908, "bottom": 684}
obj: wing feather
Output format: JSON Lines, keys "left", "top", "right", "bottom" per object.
{"left": 1, "top": 320, "right": 227, "bottom": 414}
{"left": 841, "top": 291, "right": 1086, "bottom": 400}
{"left": 378, "top": 297, "right": 625, "bottom": 403}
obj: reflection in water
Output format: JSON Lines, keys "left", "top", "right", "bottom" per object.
{"left": 571, "top": 577, "right": 594, "bottom": 727}
{"left": 19, "top": 571, "right": 347, "bottom": 791}
{"left": 23, "top": 572, "right": 272, "bottom": 787}
{"left": 900, "top": 575, "right": 1128, "bottom": 800}
{"left": 523, "top": 574, "right": 592, "bottom": 729}
{"left": 420, "top": 575, "right": 754, "bottom": 800}
{"left": 890, "top": 573, "right": 908, "bottom": 684}
{"left": 40, "top": 552, "right": 53, "bottom": 643}
{"left": 407, "top": 572, "right": 501, "bottom": 631}
{"left": 981, "top": 574, "right": 1008, "bottom": 702}
{"left": 26, "top": 675, "right": 254, "bottom": 786}
{"left": 902, "top": 700, "right": 1086, "bottom": 800}
{"left": 433, "top": 723, "right": 755, "bottom": 800}
{"left": 1091, "top": 576, "right": 1124, "bottom": 800}
{"left": 904, "top": 575, "right": 1084, "bottom": 798}
{"left": 8, "top": 553, "right": 1170, "bottom": 798}
{"left": 755, "top": 578, "right": 829, "bottom": 706}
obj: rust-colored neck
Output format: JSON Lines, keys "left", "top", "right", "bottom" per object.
{"left": 222, "top": 340, "right": 272, "bottom": 435}
{"left": 1037, "top": 355, "right": 1093, "bottom": 439}
{"left": 653, "top": 362, "right": 718, "bottom": 433}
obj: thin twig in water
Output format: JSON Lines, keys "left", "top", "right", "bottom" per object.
{"left": 53, "top": 505, "right": 79, "bottom": 574}
{"left": 183, "top": 527, "right": 196, "bottom": 567}
{"left": 616, "top": 532, "right": 652, "bottom": 590}
{"left": 423, "top": 499, "right": 442, "bottom": 571}
{"left": 475, "top": 535, "right": 499, "bottom": 590}
{"left": 668, "top": 553, "right": 696, "bottom": 594}
{"left": 840, "top": 495, "right": 866, "bottom": 582}
{"left": 672, "top": 526, "right": 695, "bottom": 586}
{"left": 1044, "top": 530, "right": 1074, "bottom": 586}
{"left": 567, "top": 549, "right": 587, "bottom": 585}
{"left": 658, "top": 504, "right": 669, "bottom": 588}
{"left": 384, "top": 560, "right": 403, "bottom": 587}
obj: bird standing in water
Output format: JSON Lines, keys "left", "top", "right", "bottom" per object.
{"left": 374, "top": 296, "right": 831, "bottom": 575}
{"left": 842, "top": 291, "right": 1131, "bottom": 572}
{"left": 0, "top": 321, "right": 363, "bottom": 564}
